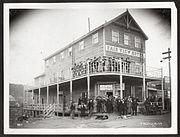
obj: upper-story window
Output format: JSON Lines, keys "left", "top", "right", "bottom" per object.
{"left": 61, "top": 70, "right": 64, "bottom": 79}
{"left": 124, "top": 33, "right": 129, "bottom": 45}
{"left": 60, "top": 52, "right": 64, "bottom": 59}
{"left": 53, "top": 56, "right": 56, "bottom": 64}
{"left": 92, "top": 32, "right": 98, "bottom": 44}
{"left": 46, "top": 60, "right": 49, "bottom": 67}
{"left": 79, "top": 41, "right": 84, "bottom": 51}
{"left": 53, "top": 73, "right": 57, "bottom": 82}
{"left": 112, "top": 30, "right": 119, "bottom": 43}
{"left": 68, "top": 47, "right": 72, "bottom": 56}
{"left": 135, "top": 36, "right": 141, "bottom": 48}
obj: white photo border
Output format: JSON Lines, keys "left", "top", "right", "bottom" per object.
{"left": 4, "top": 2, "right": 177, "bottom": 134}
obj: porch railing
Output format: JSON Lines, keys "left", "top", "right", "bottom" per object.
{"left": 23, "top": 104, "right": 49, "bottom": 110}
{"left": 35, "top": 56, "right": 162, "bottom": 86}
{"left": 43, "top": 104, "right": 56, "bottom": 117}
{"left": 146, "top": 66, "right": 162, "bottom": 79}
{"left": 23, "top": 103, "right": 69, "bottom": 112}
{"left": 72, "top": 56, "right": 143, "bottom": 78}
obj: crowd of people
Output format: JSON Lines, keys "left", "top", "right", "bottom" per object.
{"left": 70, "top": 95, "right": 139, "bottom": 119}
{"left": 72, "top": 56, "right": 130, "bottom": 78}
{"left": 144, "top": 96, "right": 163, "bottom": 115}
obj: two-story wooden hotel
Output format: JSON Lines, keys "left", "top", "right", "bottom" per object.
{"left": 24, "top": 10, "right": 162, "bottom": 116}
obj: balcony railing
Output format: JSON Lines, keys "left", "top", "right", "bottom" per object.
{"left": 35, "top": 56, "right": 162, "bottom": 86}
{"left": 72, "top": 56, "right": 143, "bottom": 78}
{"left": 146, "top": 66, "right": 162, "bottom": 79}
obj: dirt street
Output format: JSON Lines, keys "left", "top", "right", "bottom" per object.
{"left": 17, "top": 113, "right": 171, "bottom": 128}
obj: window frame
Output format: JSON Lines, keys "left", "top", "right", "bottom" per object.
{"left": 68, "top": 47, "right": 72, "bottom": 56}
{"left": 112, "top": 30, "right": 119, "bottom": 43}
{"left": 79, "top": 40, "right": 85, "bottom": 51}
{"left": 92, "top": 32, "right": 99, "bottom": 44}
{"left": 135, "top": 36, "right": 141, "bottom": 48}
{"left": 124, "top": 33, "right": 129, "bottom": 45}
{"left": 46, "top": 60, "right": 49, "bottom": 67}
{"left": 60, "top": 52, "right": 64, "bottom": 59}
{"left": 53, "top": 56, "right": 56, "bottom": 64}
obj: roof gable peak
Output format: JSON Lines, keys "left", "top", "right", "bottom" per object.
{"left": 105, "top": 10, "right": 148, "bottom": 40}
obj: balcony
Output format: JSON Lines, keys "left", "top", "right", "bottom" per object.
{"left": 72, "top": 56, "right": 143, "bottom": 78}
{"left": 72, "top": 56, "right": 162, "bottom": 80}
{"left": 37, "top": 56, "right": 161, "bottom": 87}
{"left": 146, "top": 66, "right": 162, "bottom": 79}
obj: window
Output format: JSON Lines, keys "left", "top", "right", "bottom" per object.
{"left": 135, "top": 63, "right": 142, "bottom": 74}
{"left": 68, "top": 47, "right": 72, "bottom": 56}
{"left": 79, "top": 41, "right": 84, "bottom": 51}
{"left": 61, "top": 70, "right": 64, "bottom": 79}
{"left": 53, "top": 56, "right": 56, "bottom": 63}
{"left": 60, "top": 52, "right": 64, "bottom": 59}
{"left": 53, "top": 73, "right": 56, "bottom": 82}
{"left": 46, "top": 60, "right": 49, "bottom": 67}
{"left": 135, "top": 36, "right": 141, "bottom": 48}
{"left": 92, "top": 32, "right": 98, "bottom": 44}
{"left": 112, "top": 30, "right": 119, "bottom": 43}
{"left": 124, "top": 34, "right": 129, "bottom": 45}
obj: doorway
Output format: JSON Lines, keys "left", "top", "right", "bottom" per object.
{"left": 106, "top": 91, "right": 113, "bottom": 98}
{"left": 59, "top": 95, "right": 63, "bottom": 104}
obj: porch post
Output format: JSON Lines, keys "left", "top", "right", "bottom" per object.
{"left": 47, "top": 86, "right": 49, "bottom": 105}
{"left": 32, "top": 90, "right": 34, "bottom": 104}
{"left": 146, "top": 83, "right": 148, "bottom": 98}
{"left": 57, "top": 83, "right": 59, "bottom": 105}
{"left": 39, "top": 88, "right": 41, "bottom": 106}
{"left": 120, "top": 58, "right": 123, "bottom": 99}
{"left": 143, "top": 62, "right": 146, "bottom": 101}
{"left": 94, "top": 83, "right": 97, "bottom": 98}
{"left": 23, "top": 85, "right": 25, "bottom": 104}
{"left": 87, "top": 60, "right": 90, "bottom": 99}
{"left": 24, "top": 90, "right": 26, "bottom": 104}
{"left": 26, "top": 91, "right": 28, "bottom": 104}
{"left": 70, "top": 67, "right": 73, "bottom": 103}
{"left": 161, "top": 67, "right": 165, "bottom": 110}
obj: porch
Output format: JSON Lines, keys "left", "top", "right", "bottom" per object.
{"left": 24, "top": 56, "right": 163, "bottom": 114}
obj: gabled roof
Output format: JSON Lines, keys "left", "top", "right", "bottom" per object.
{"left": 44, "top": 10, "right": 148, "bottom": 61}
{"left": 105, "top": 10, "right": 148, "bottom": 40}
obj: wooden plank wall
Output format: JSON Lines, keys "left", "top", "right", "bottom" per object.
{"left": 105, "top": 24, "right": 145, "bottom": 63}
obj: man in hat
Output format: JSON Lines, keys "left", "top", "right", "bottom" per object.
{"left": 70, "top": 101, "right": 76, "bottom": 119}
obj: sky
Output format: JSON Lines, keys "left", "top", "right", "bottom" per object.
{"left": 9, "top": 5, "right": 171, "bottom": 85}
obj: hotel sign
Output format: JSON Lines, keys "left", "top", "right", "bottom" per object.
{"left": 100, "top": 85, "right": 113, "bottom": 91}
{"left": 106, "top": 45, "right": 142, "bottom": 58}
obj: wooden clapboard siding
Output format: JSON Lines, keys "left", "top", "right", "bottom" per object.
{"left": 74, "top": 28, "right": 104, "bottom": 63}
{"left": 45, "top": 48, "right": 72, "bottom": 83}
{"left": 40, "top": 11, "right": 148, "bottom": 86}
{"left": 44, "top": 29, "right": 104, "bottom": 84}
{"left": 104, "top": 24, "right": 145, "bottom": 63}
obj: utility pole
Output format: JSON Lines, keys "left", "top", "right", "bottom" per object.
{"left": 162, "top": 48, "right": 171, "bottom": 110}
{"left": 160, "top": 60, "right": 164, "bottom": 110}
{"left": 88, "top": 17, "right": 91, "bottom": 32}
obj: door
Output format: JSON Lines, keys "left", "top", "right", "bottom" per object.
{"left": 106, "top": 91, "right": 113, "bottom": 98}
